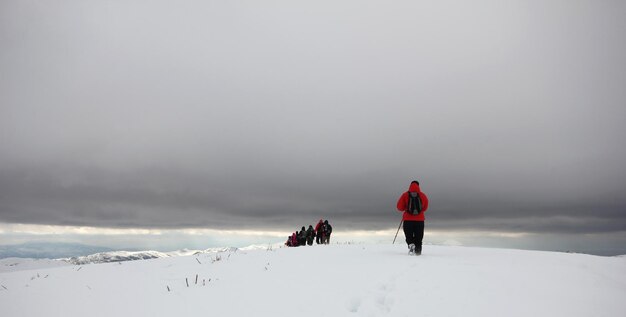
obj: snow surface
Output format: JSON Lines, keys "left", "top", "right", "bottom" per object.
{"left": 1, "top": 244, "right": 625, "bottom": 317}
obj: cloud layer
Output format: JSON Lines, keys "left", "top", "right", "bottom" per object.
{"left": 1, "top": 0, "right": 625, "bottom": 235}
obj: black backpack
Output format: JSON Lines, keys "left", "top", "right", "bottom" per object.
{"left": 325, "top": 224, "right": 332, "bottom": 234}
{"left": 407, "top": 192, "right": 423, "bottom": 215}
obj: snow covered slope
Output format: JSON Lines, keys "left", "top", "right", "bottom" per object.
{"left": 1, "top": 244, "right": 625, "bottom": 317}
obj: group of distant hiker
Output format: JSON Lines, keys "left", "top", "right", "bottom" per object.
{"left": 285, "top": 219, "right": 333, "bottom": 247}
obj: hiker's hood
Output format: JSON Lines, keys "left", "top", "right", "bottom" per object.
{"left": 408, "top": 182, "right": 421, "bottom": 193}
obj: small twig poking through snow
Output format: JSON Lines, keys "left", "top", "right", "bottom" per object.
{"left": 195, "top": 274, "right": 198, "bottom": 285}
{"left": 76, "top": 267, "right": 82, "bottom": 271}
{"left": 196, "top": 258, "right": 202, "bottom": 264}
{"left": 167, "top": 286, "right": 170, "bottom": 292}
{"left": 186, "top": 278, "right": 189, "bottom": 287}
{"left": 203, "top": 279, "right": 205, "bottom": 286}
{"left": 1, "top": 285, "right": 7, "bottom": 290}
{"left": 86, "top": 285, "right": 91, "bottom": 290}
{"left": 44, "top": 275, "right": 49, "bottom": 278}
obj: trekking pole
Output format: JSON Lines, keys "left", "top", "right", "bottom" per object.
{"left": 392, "top": 218, "right": 403, "bottom": 244}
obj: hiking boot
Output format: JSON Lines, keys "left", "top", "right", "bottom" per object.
{"left": 408, "top": 243, "right": 416, "bottom": 255}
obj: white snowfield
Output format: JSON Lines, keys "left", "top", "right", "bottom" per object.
{"left": 1, "top": 244, "right": 625, "bottom": 317}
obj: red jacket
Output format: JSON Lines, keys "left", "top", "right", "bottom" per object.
{"left": 396, "top": 182, "right": 429, "bottom": 221}
{"left": 315, "top": 219, "right": 323, "bottom": 233}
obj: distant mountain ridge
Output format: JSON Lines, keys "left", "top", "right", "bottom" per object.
{"left": 0, "top": 242, "right": 115, "bottom": 259}
{"left": 0, "top": 240, "right": 281, "bottom": 263}
{"left": 65, "top": 250, "right": 170, "bottom": 265}
{"left": 0, "top": 244, "right": 280, "bottom": 272}
{"left": 0, "top": 241, "right": 279, "bottom": 262}
{"left": 64, "top": 245, "right": 274, "bottom": 265}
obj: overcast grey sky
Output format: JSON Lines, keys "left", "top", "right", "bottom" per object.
{"left": 1, "top": 0, "right": 625, "bottom": 251}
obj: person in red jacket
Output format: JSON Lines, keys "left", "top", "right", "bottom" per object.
{"left": 396, "top": 180, "right": 429, "bottom": 255}
{"left": 314, "top": 219, "right": 324, "bottom": 244}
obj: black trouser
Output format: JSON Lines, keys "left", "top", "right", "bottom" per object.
{"left": 403, "top": 221, "right": 424, "bottom": 251}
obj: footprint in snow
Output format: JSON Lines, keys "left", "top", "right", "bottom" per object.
{"left": 346, "top": 297, "right": 361, "bottom": 313}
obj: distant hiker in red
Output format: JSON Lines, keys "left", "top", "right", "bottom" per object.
{"left": 290, "top": 232, "right": 298, "bottom": 247}
{"left": 315, "top": 219, "right": 324, "bottom": 244}
{"left": 396, "top": 180, "right": 429, "bottom": 255}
